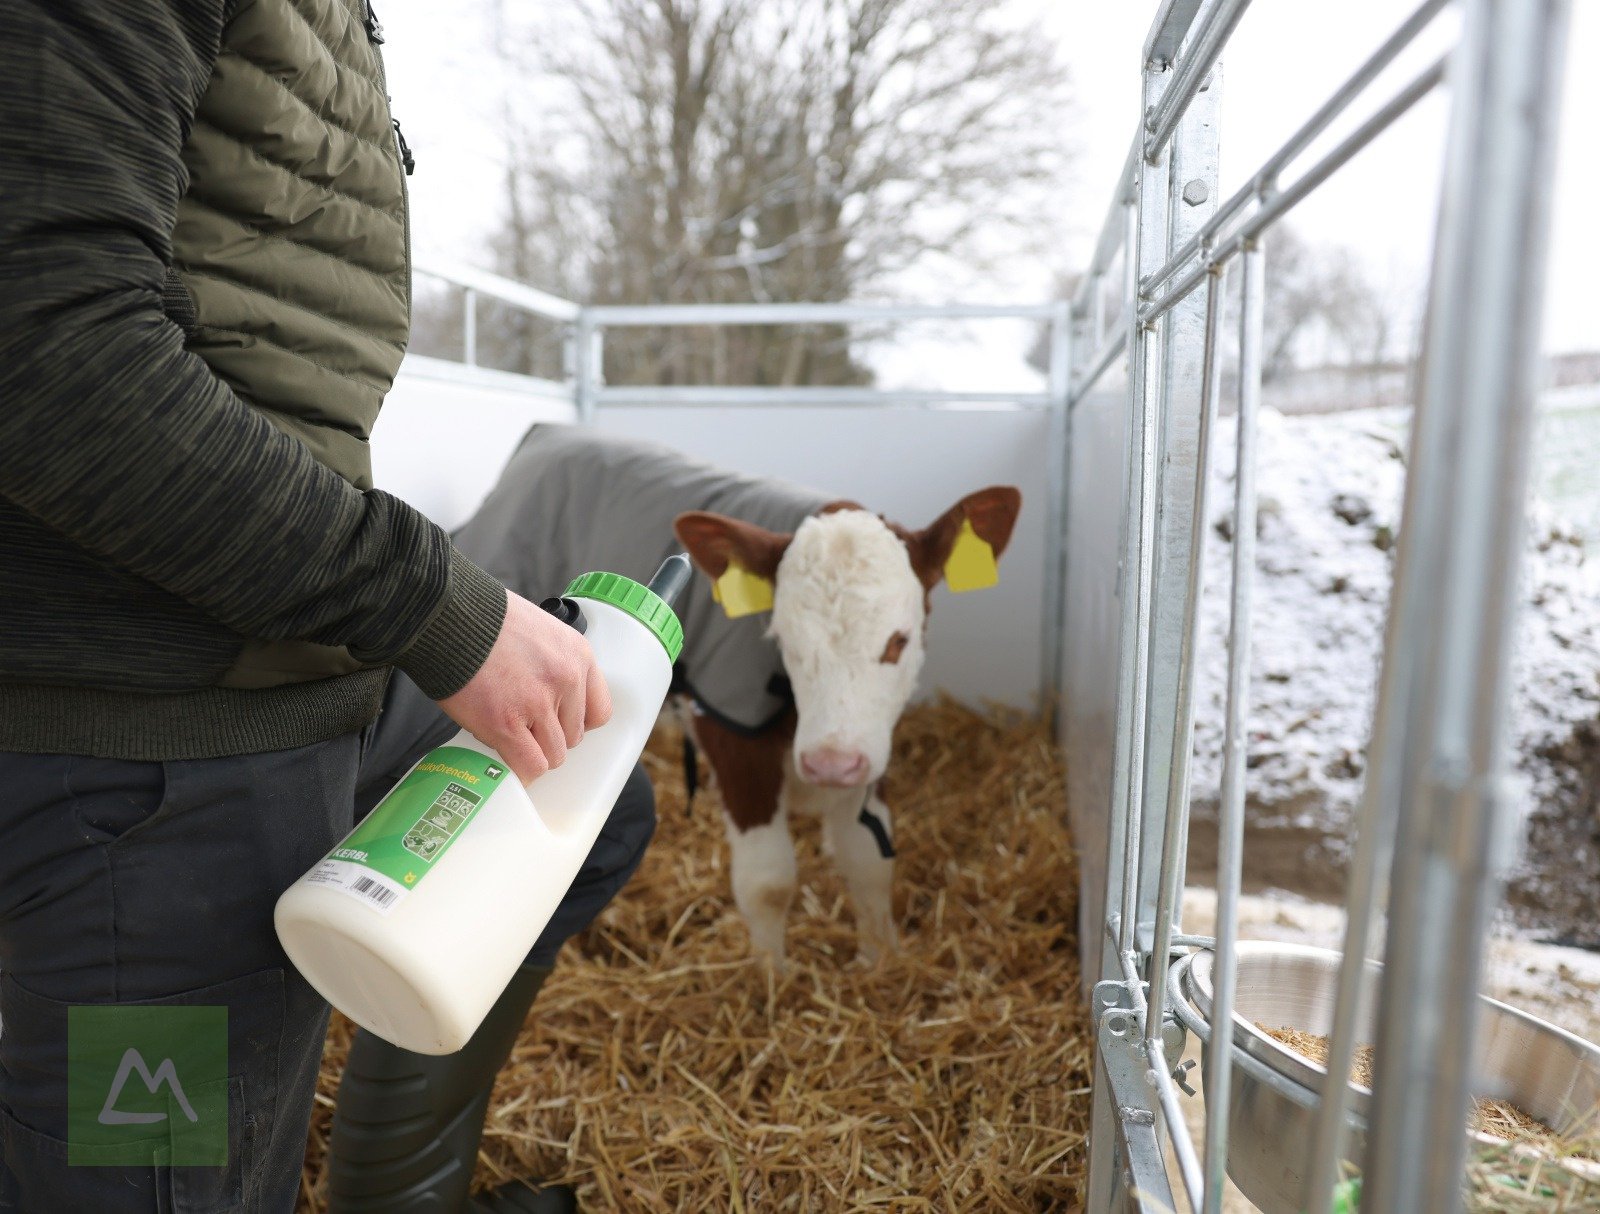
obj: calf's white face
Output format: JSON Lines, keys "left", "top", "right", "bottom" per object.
{"left": 675, "top": 486, "right": 1022, "bottom": 789}
{"left": 771, "top": 511, "right": 928, "bottom": 785}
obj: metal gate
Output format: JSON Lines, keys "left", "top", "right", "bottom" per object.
{"left": 1061, "top": 1, "right": 1573, "bottom": 1210}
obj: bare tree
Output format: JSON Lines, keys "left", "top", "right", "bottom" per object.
{"left": 1012, "top": 225, "right": 1413, "bottom": 414}
{"left": 1256, "top": 224, "right": 1399, "bottom": 382}
{"left": 483, "top": 0, "right": 1073, "bottom": 386}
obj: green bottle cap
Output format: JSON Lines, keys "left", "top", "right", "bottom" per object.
{"left": 564, "top": 571, "right": 684, "bottom": 663}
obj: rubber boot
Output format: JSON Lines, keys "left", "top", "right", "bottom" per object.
{"left": 328, "top": 964, "right": 577, "bottom": 1213}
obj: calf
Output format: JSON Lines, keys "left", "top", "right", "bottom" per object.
{"left": 452, "top": 425, "right": 1021, "bottom": 965}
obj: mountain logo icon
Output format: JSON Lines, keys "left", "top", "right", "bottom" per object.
{"left": 97, "top": 1048, "right": 200, "bottom": 1126}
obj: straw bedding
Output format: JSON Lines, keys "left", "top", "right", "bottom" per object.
{"left": 298, "top": 699, "right": 1092, "bottom": 1211}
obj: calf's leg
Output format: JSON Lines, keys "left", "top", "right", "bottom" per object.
{"left": 689, "top": 711, "right": 796, "bottom": 965}
{"left": 726, "top": 809, "right": 798, "bottom": 965}
{"left": 824, "top": 790, "right": 898, "bottom": 965}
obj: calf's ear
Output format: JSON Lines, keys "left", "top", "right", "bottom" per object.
{"left": 903, "top": 486, "right": 1023, "bottom": 590}
{"left": 673, "top": 511, "right": 792, "bottom": 581}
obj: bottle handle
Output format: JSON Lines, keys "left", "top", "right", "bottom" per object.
{"left": 537, "top": 596, "right": 587, "bottom": 634}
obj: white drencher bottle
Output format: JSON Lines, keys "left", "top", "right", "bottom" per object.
{"left": 275, "top": 556, "right": 690, "bottom": 1055}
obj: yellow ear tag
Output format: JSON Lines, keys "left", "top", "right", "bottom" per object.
{"left": 944, "top": 518, "right": 999, "bottom": 592}
{"left": 713, "top": 564, "right": 775, "bottom": 619}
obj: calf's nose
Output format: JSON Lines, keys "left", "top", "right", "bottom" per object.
{"left": 799, "top": 747, "right": 871, "bottom": 787}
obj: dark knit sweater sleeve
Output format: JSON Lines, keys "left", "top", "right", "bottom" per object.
{"left": 0, "top": 0, "right": 503, "bottom": 701}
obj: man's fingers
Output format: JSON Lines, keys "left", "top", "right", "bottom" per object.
{"left": 556, "top": 684, "right": 585, "bottom": 751}
{"left": 433, "top": 590, "right": 615, "bottom": 784}
{"left": 498, "top": 732, "right": 549, "bottom": 786}
{"left": 585, "top": 663, "right": 613, "bottom": 730}
{"left": 535, "top": 711, "right": 568, "bottom": 772}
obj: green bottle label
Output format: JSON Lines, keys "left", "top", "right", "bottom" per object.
{"left": 303, "top": 745, "right": 510, "bottom": 915}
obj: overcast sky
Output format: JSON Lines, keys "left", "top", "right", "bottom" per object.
{"left": 380, "top": 0, "right": 1597, "bottom": 358}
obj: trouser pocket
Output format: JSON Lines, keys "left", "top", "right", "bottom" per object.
{"left": 0, "top": 1062, "right": 250, "bottom": 1214}
{"left": 0, "top": 967, "right": 291, "bottom": 1213}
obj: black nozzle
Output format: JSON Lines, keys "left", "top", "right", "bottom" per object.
{"left": 538, "top": 596, "right": 587, "bottom": 634}
{"left": 647, "top": 553, "right": 693, "bottom": 607}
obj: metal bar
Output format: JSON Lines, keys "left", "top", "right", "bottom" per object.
{"left": 1083, "top": 1046, "right": 1124, "bottom": 1214}
{"left": 1202, "top": 240, "right": 1264, "bottom": 1214}
{"left": 1095, "top": 1025, "right": 1180, "bottom": 1212}
{"left": 1302, "top": 69, "right": 1458, "bottom": 1190}
{"left": 1151, "top": 1046, "right": 1206, "bottom": 1208}
{"left": 585, "top": 301, "right": 1057, "bottom": 326}
{"left": 573, "top": 315, "right": 599, "bottom": 424}
{"left": 1039, "top": 303, "right": 1073, "bottom": 723}
{"left": 1141, "top": 244, "right": 1229, "bottom": 334}
{"left": 1302, "top": 459, "right": 1436, "bottom": 1214}
{"left": 1118, "top": 945, "right": 1147, "bottom": 1008}
{"left": 1116, "top": 44, "right": 1182, "bottom": 983}
{"left": 1139, "top": 54, "right": 1448, "bottom": 328}
{"left": 1141, "top": 0, "right": 1452, "bottom": 298}
{"left": 1142, "top": 184, "right": 1252, "bottom": 301}
{"left": 1235, "top": 56, "right": 1446, "bottom": 251}
{"left": 1144, "top": 266, "right": 1226, "bottom": 1175}
{"left": 413, "top": 258, "right": 581, "bottom": 322}
{"left": 1069, "top": 330, "right": 1128, "bottom": 406}
{"left": 1142, "top": 56, "right": 1224, "bottom": 1076}
{"left": 1081, "top": 140, "right": 1143, "bottom": 302}
{"left": 589, "top": 385, "right": 1050, "bottom": 408}
{"left": 1113, "top": 200, "right": 1152, "bottom": 962}
{"left": 1143, "top": 0, "right": 1207, "bottom": 68}
{"left": 1302, "top": 47, "right": 1468, "bottom": 1214}
{"left": 462, "top": 287, "right": 478, "bottom": 367}
{"left": 1140, "top": 569, "right": 1186, "bottom": 1045}
{"left": 1081, "top": 1042, "right": 1120, "bottom": 1214}
{"left": 1363, "top": 3, "right": 1571, "bottom": 1211}
{"left": 1088, "top": 53, "right": 1172, "bottom": 1187}
{"left": 1143, "top": 0, "right": 1250, "bottom": 160}
{"left": 1301, "top": 680, "right": 1408, "bottom": 1211}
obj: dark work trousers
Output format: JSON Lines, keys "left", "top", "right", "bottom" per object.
{"left": 0, "top": 673, "right": 657, "bottom": 1214}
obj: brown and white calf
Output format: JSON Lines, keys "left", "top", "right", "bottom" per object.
{"left": 451, "top": 424, "right": 1021, "bottom": 966}
{"left": 673, "top": 490, "right": 1021, "bottom": 965}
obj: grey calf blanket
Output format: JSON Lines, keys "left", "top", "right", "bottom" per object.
{"left": 452, "top": 425, "right": 831, "bottom": 734}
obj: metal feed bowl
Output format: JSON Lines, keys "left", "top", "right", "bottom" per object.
{"left": 1173, "top": 941, "right": 1600, "bottom": 1213}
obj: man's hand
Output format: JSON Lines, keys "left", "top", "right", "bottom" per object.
{"left": 437, "top": 590, "right": 612, "bottom": 784}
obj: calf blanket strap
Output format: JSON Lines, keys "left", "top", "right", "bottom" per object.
{"left": 669, "top": 664, "right": 700, "bottom": 816}
{"left": 682, "top": 732, "right": 699, "bottom": 815}
{"left": 857, "top": 790, "right": 895, "bottom": 859}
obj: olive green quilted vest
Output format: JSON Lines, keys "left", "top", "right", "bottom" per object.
{"left": 170, "top": 0, "right": 411, "bottom": 688}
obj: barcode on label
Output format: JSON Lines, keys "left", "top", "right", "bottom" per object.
{"left": 350, "top": 875, "right": 397, "bottom": 907}
{"left": 306, "top": 859, "right": 407, "bottom": 916}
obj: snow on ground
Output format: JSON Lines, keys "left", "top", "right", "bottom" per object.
{"left": 1185, "top": 404, "right": 1600, "bottom": 944}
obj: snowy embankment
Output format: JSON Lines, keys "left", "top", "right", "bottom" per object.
{"left": 1186, "top": 405, "right": 1600, "bottom": 943}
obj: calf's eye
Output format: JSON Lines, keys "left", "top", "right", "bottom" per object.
{"left": 879, "top": 630, "right": 911, "bottom": 665}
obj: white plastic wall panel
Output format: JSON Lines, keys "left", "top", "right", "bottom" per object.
{"left": 1062, "top": 378, "right": 1130, "bottom": 981}
{"left": 596, "top": 406, "right": 1053, "bottom": 710}
{"left": 373, "top": 356, "right": 577, "bottom": 530}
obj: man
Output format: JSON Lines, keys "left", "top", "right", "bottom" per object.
{"left": 0, "top": 2, "right": 654, "bottom": 1210}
